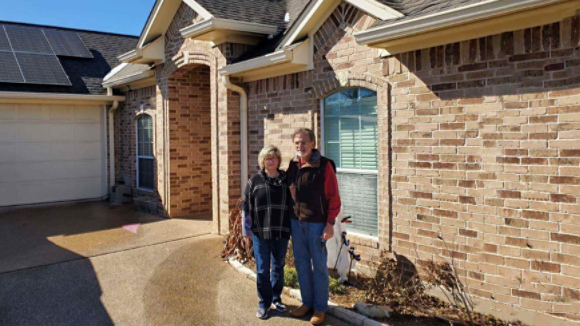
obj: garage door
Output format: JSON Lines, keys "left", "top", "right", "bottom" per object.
{"left": 0, "top": 103, "right": 107, "bottom": 206}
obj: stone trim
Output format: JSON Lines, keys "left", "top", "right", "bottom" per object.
{"left": 310, "top": 71, "right": 389, "bottom": 98}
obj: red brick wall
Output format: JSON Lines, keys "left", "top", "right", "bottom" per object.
{"left": 167, "top": 66, "right": 212, "bottom": 217}
{"left": 115, "top": 86, "right": 157, "bottom": 189}
{"left": 387, "top": 16, "right": 580, "bottom": 320}
{"left": 246, "top": 3, "right": 385, "bottom": 264}
{"left": 245, "top": 4, "right": 580, "bottom": 322}
{"left": 153, "top": 2, "right": 245, "bottom": 230}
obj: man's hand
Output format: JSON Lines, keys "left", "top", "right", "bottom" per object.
{"left": 322, "top": 223, "right": 335, "bottom": 241}
{"left": 243, "top": 236, "right": 252, "bottom": 249}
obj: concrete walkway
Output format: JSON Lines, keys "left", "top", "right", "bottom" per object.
{"left": 0, "top": 202, "right": 350, "bottom": 326}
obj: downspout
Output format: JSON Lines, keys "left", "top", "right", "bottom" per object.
{"left": 107, "top": 87, "right": 119, "bottom": 194}
{"left": 221, "top": 75, "right": 248, "bottom": 195}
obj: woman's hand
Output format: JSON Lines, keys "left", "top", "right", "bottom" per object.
{"left": 243, "top": 236, "right": 252, "bottom": 248}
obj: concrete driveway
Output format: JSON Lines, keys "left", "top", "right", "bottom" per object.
{"left": 0, "top": 201, "right": 349, "bottom": 326}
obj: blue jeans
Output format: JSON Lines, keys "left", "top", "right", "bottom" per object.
{"left": 252, "top": 234, "right": 289, "bottom": 309}
{"left": 290, "top": 219, "right": 329, "bottom": 313}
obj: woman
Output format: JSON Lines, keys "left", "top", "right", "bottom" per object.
{"left": 241, "top": 145, "right": 293, "bottom": 320}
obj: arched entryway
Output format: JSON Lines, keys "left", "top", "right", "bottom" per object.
{"left": 166, "top": 64, "right": 213, "bottom": 218}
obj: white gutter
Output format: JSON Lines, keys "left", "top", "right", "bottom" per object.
{"left": 117, "top": 49, "right": 139, "bottom": 63}
{"left": 220, "top": 49, "right": 291, "bottom": 76}
{"left": 180, "top": 18, "right": 278, "bottom": 39}
{"left": 355, "top": 0, "right": 562, "bottom": 45}
{"left": 107, "top": 87, "right": 120, "bottom": 195}
{"left": 102, "top": 70, "right": 155, "bottom": 88}
{"left": 220, "top": 40, "right": 309, "bottom": 77}
{"left": 222, "top": 76, "right": 248, "bottom": 194}
{"left": 0, "top": 92, "right": 125, "bottom": 103}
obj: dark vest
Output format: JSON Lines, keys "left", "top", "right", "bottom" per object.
{"left": 287, "top": 151, "right": 336, "bottom": 224}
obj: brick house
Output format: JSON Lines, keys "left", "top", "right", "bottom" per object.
{"left": 103, "top": 0, "right": 580, "bottom": 324}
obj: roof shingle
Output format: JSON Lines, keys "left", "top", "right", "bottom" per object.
{"left": 0, "top": 21, "right": 138, "bottom": 95}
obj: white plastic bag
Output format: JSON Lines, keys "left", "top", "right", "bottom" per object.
{"left": 326, "top": 207, "right": 353, "bottom": 283}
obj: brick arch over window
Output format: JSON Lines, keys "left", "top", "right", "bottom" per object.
{"left": 311, "top": 71, "right": 393, "bottom": 249}
{"left": 310, "top": 72, "right": 389, "bottom": 99}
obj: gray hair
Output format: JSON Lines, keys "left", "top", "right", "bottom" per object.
{"left": 292, "top": 128, "right": 316, "bottom": 144}
{"left": 258, "top": 145, "right": 282, "bottom": 169}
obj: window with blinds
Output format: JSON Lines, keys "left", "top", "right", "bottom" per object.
{"left": 323, "top": 88, "right": 378, "bottom": 235}
{"left": 136, "top": 115, "right": 154, "bottom": 190}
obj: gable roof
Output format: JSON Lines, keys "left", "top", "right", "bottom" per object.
{"left": 192, "top": 0, "right": 308, "bottom": 30}
{"left": 102, "top": 63, "right": 153, "bottom": 88}
{"left": 371, "top": 0, "right": 487, "bottom": 28}
{"left": 0, "top": 21, "right": 138, "bottom": 95}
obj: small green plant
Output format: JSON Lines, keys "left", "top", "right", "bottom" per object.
{"left": 284, "top": 267, "right": 299, "bottom": 288}
{"left": 329, "top": 277, "right": 347, "bottom": 295}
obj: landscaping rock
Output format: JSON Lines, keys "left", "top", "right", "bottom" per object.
{"left": 354, "top": 302, "right": 392, "bottom": 319}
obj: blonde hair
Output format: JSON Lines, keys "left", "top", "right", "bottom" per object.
{"left": 258, "top": 145, "right": 282, "bottom": 169}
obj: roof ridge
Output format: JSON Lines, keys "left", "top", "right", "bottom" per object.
{"left": 0, "top": 20, "right": 139, "bottom": 38}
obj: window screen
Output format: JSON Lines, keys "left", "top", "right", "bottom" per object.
{"left": 324, "top": 88, "right": 378, "bottom": 235}
{"left": 137, "top": 115, "right": 154, "bottom": 189}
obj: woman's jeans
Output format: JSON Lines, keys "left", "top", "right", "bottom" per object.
{"left": 252, "top": 234, "right": 289, "bottom": 309}
{"left": 290, "top": 219, "right": 329, "bottom": 313}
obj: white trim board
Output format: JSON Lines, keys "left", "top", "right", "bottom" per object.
{"left": 355, "top": 0, "right": 564, "bottom": 45}
{"left": 280, "top": 0, "right": 402, "bottom": 49}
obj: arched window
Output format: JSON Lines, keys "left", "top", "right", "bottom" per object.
{"left": 136, "top": 115, "right": 154, "bottom": 190}
{"left": 322, "top": 88, "right": 378, "bottom": 236}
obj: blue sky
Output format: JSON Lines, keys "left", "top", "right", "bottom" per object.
{"left": 0, "top": 0, "right": 157, "bottom": 36}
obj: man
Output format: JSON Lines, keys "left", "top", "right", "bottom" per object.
{"left": 286, "top": 128, "right": 341, "bottom": 325}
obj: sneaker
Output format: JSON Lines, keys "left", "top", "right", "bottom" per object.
{"left": 256, "top": 307, "right": 270, "bottom": 319}
{"left": 273, "top": 302, "right": 287, "bottom": 312}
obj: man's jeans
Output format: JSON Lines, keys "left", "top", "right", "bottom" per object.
{"left": 252, "top": 234, "right": 289, "bottom": 309}
{"left": 290, "top": 219, "right": 329, "bottom": 313}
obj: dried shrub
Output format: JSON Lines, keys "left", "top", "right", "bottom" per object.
{"left": 363, "top": 250, "right": 432, "bottom": 315}
{"left": 420, "top": 259, "right": 474, "bottom": 325}
{"left": 363, "top": 249, "right": 526, "bottom": 326}
{"left": 220, "top": 199, "right": 253, "bottom": 263}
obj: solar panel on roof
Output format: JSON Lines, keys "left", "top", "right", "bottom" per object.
{"left": 44, "top": 30, "right": 93, "bottom": 58}
{"left": 0, "top": 51, "right": 24, "bottom": 83}
{"left": 5, "top": 25, "right": 54, "bottom": 54}
{"left": 0, "top": 26, "right": 12, "bottom": 51}
{"left": 16, "top": 52, "right": 71, "bottom": 86}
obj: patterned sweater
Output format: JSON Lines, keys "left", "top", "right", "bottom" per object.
{"left": 240, "top": 169, "right": 293, "bottom": 240}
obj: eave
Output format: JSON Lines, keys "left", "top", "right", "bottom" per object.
{"left": 102, "top": 70, "right": 155, "bottom": 88}
{"left": 355, "top": 0, "right": 580, "bottom": 55}
{"left": 219, "top": 39, "right": 310, "bottom": 82}
{"left": 279, "top": 0, "right": 402, "bottom": 49}
{"left": 117, "top": 37, "right": 165, "bottom": 65}
{"left": 180, "top": 18, "right": 278, "bottom": 46}
{"left": 138, "top": 0, "right": 212, "bottom": 49}
{"left": 0, "top": 92, "right": 126, "bottom": 105}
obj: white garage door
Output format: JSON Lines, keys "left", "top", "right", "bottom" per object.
{"left": 0, "top": 103, "right": 107, "bottom": 207}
